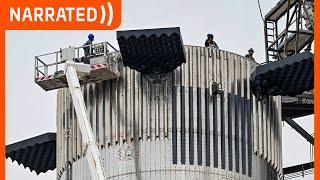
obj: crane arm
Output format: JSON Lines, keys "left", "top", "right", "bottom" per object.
{"left": 63, "top": 47, "right": 106, "bottom": 180}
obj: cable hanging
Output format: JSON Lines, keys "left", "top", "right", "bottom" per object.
{"left": 256, "top": 0, "right": 265, "bottom": 21}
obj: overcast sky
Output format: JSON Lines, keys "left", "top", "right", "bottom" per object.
{"left": 6, "top": 0, "right": 314, "bottom": 179}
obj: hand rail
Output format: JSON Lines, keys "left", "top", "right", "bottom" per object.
{"left": 35, "top": 56, "right": 47, "bottom": 66}
{"left": 36, "top": 50, "right": 60, "bottom": 58}
{"left": 34, "top": 41, "right": 119, "bottom": 79}
{"left": 37, "top": 60, "right": 66, "bottom": 68}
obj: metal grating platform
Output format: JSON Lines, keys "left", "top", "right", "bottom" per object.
{"left": 265, "top": 0, "right": 298, "bottom": 21}
{"left": 277, "top": 30, "right": 314, "bottom": 58}
{"left": 251, "top": 52, "right": 313, "bottom": 97}
{"left": 283, "top": 162, "right": 314, "bottom": 179}
{"left": 282, "top": 102, "right": 314, "bottom": 119}
{"left": 282, "top": 90, "right": 314, "bottom": 118}
{"left": 6, "top": 133, "right": 56, "bottom": 174}
{"left": 117, "top": 27, "right": 186, "bottom": 74}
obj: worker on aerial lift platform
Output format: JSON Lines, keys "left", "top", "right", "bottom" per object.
{"left": 83, "top": 33, "right": 94, "bottom": 56}
{"left": 77, "top": 33, "right": 95, "bottom": 64}
{"left": 245, "top": 48, "right": 255, "bottom": 62}
{"left": 205, "top": 34, "right": 219, "bottom": 49}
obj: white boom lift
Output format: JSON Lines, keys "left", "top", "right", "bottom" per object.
{"left": 34, "top": 43, "right": 121, "bottom": 180}
{"left": 63, "top": 47, "right": 106, "bottom": 180}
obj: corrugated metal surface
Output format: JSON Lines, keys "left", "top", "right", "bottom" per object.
{"left": 6, "top": 133, "right": 56, "bottom": 175}
{"left": 56, "top": 45, "right": 282, "bottom": 180}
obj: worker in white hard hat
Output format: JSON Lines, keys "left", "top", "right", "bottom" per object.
{"left": 205, "top": 34, "right": 219, "bottom": 49}
{"left": 245, "top": 48, "right": 255, "bottom": 62}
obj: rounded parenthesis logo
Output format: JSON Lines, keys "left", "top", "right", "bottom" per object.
{"left": 100, "top": 2, "right": 113, "bottom": 26}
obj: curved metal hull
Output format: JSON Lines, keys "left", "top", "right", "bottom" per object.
{"left": 56, "top": 46, "right": 282, "bottom": 180}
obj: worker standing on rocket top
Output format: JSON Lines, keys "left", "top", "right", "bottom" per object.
{"left": 245, "top": 48, "right": 255, "bottom": 62}
{"left": 205, "top": 34, "right": 219, "bottom": 49}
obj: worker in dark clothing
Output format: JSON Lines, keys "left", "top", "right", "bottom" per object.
{"left": 205, "top": 34, "right": 219, "bottom": 49}
{"left": 80, "top": 33, "right": 95, "bottom": 64}
{"left": 83, "top": 33, "right": 94, "bottom": 57}
{"left": 245, "top": 48, "right": 255, "bottom": 62}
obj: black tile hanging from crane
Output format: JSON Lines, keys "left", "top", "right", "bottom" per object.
{"left": 6, "top": 133, "right": 56, "bottom": 175}
{"left": 251, "top": 52, "right": 314, "bottom": 97}
{"left": 117, "top": 27, "right": 186, "bottom": 74}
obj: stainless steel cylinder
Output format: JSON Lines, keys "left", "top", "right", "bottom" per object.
{"left": 56, "top": 45, "right": 283, "bottom": 180}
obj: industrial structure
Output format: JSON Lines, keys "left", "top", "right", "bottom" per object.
{"left": 256, "top": 0, "right": 314, "bottom": 178}
{"left": 6, "top": 0, "right": 314, "bottom": 180}
{"left": 56, "top": 42, "right": 283, "bottom": 179}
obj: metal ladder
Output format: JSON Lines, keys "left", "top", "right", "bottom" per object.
{"left": 266, "top": 21, "right": 277, "bottom": 61}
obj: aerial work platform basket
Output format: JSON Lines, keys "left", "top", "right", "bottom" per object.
{"left": 34, "top": 41, "right": 121, "bottom": 91}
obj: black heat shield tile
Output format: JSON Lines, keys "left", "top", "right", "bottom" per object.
{"left": 251, "top": 52, "right": 314, "bottom": 97}
{"left": 117, "top": 27, "right": 186, "bottom": 74}
{"left": 6, "top": 133, "right": 56, "bottom": 175}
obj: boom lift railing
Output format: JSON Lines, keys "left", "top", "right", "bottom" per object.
{"left": 34, "top": 41, "right": 119, "bottom": 80}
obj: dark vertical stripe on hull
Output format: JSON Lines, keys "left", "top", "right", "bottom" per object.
{"left": 170, "top": 86, "right": 253, "bottom": 175}
{"left": 95, "top": 85, "right": 100, "bottom": 143}
{"left": 261, "top": 101, "right": 264, "bottom": 156}
{"left": 228, "top": 94, "right": 233, "bottom": 171}
{"left": 189, "top": 87, "right": 194, "bottom": 165}
{"left": 197, "top": 88, "right": 202, "bottom": 165}
{"left": 266, "top": 98, "right": 269, "bottom": 162}
{"left": 213, "top": 94, "right": 218, "bottom": 168}
{"left": 220, "top": 93, "right": 226, "bottom": 169}
{"left": 181, "top": 86, "right": 186, "bottom": 164}
{"left": 205, "top": 89, "right": 210, "bottom": 167}
{"left": 102, "top": 82, "right": 107, "bottom": 146}
{"left": 241, "top": 97, "right": 246, "bottom": 175}
{"left": 247, "top": 99, "right": 252, "bottom": 177}
{"left": 172, "top": 86, "right": 177, "bottom": 164}
{"left": 235, "top": 95, "right": 240, "bottom": 173}
{"left": 83, "top": 86, "right": 87, "bottom": 106}
{"left": 89, "top": 85, "right": 94, "bottom": 130}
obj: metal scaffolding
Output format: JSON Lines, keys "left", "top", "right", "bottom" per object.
{"left": 262, "top": 0, "right": 314, "bottom": 179}
{"left": 264, "top": 0, "right": 314, "bottom": 62}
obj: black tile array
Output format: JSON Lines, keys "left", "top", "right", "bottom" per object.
{"left": 220, "top": 93, "right": 226, "bottom": 169}
{"left": 197, "top": 88, "right": 202, "bottom": 166}
{"left": 228, "top": 94, "right": 234, "bottom": 171}
{"left": 172, "top": 86, "right": 177, "bottom": 164}
{"left": 251, "top": 52, "right": 314, "bottom": 97}
{"left": 189, "top": 87, "right": 195, "bottom": 165}
{"left": 241, "top": 97, "right": 246, "bottom": 175}
{"left": 117, "top": 27, "right": 186, "bottom": 74}
{"left": 6, "top": 133, "right": 56, "bottom": 175}
{"left": 235, "top": 95, "right": 240, "bottom": 173}
{"left": 213, "top": 94, "right": 218, "bottom": 168}
{"left": 181, "top": 86, "right": 186, "bottom": 164}
{"left": 247, "top": 99, "right": 253, "bottom": 177}
{"left": 205, "top": 89, "right": 210, "bottom": 167}
{"left": 171, "top": 87, "right": 254, "bottom": 176}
